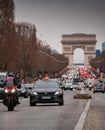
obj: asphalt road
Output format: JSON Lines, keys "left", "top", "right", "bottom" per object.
{"left": 83, "top": 89, "right": 105, "bottom": 130}
{"left": 0, "top": 89, "right": 88, "bottom": 130}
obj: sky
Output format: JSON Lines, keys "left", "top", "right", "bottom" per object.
{"left": 14, "top": 0, "right": 105, "bottom": 57}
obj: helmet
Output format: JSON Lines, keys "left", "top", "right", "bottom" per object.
{"left": 8, "top": 72, "right": 14, "bottom": 77}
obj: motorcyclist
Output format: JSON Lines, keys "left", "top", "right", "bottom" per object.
{"left": 5, "top": 73, "right": 20, "bottom": 104}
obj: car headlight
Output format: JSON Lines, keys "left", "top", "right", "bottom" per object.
{"left": 22, "top": 90, "right": 26, "bottom": 93}
{"left": 55, "top": 91, "right": 62, "bottom": 95}
{"left": 33, "top": 92, "right": 38, "bottom": 95}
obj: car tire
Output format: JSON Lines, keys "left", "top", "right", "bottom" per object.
{"left": 30, "top": 101, "right": 36, "bottom": 106}
{"left": 8, "top": 106, "right": 14, "bottom": 111}
{"left": 59, "top": 99, "right": 64, "bottom": 106}
{"left": 30, "top": 97, "right": 36, "bottom": 106}
{"left": 24, "top": 93, "right": 28, "bottom": 98}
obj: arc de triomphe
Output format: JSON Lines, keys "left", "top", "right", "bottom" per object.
{"left": 61, "top": 33, "right": 97, "bottom": 67}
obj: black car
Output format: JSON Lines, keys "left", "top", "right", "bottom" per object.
{"left": 29, "top": 79, "right": 64, "bottom": 106}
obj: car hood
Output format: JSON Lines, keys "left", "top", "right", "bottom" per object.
{"left": 32, "top": 88, "right": 60, "bottom": 93}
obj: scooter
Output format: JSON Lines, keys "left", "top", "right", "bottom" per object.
{"left": 3, "top": 85, "right": 19, "bottom": 111}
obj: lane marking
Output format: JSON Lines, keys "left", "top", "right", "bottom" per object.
{"left": 74, "top": 99, "right": 91, "bottom": 130}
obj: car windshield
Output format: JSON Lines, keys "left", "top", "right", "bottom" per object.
{"left": 0, "top": 75, "right": 6, "bottom": 81}
{"left": 34, "top": 81, "right": 59, "bottom": 89}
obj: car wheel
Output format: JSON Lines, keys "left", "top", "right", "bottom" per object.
{"left": 70, "top": 88, "right": 73, "bottom": 91}
{"left": 24, "top": 93, "right": 28, "bottom": 98}
{"left": 30, "top": 97, "right": 36, "bottom": 106}
{"left": 30, "top": 101, "right": 36, "bottom": 106}
{"left": 59, "top": 99, "right": 64, "bottom": 106}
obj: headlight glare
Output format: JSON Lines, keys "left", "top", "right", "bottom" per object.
{"left": 33, "top": 92, "right": 38, "bottom": 95}
{"left": 5, "top": 89, "right": 8, "bottom": 93}
{"left": 55, "top": 91, "right": 60, "bottom": 95}
{"left": 22, "top": 90, "right": 26, "bottom": 93}
{"left": 11, "top": 89, "right": 16, "bottom": 93}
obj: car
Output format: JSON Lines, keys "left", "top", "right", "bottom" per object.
{"left": 0, "top": 72, "right": 7, "bottom": 99}
{"left": 17, "top": 84, "right": 29, "bottom": 98}
{"left": 85, "top": 78, "right": 95, "bottom": 88}
{"left": 72, "top": 78, "right": 82, "bottom": 90}
{"left": 0, "top": 72, "right": 7, "bottom": 87}
{"left": 29, "top": 78, "right": 64, "bottom": 106}
{"left": 64, "top": 79, "right": 73, "bottom": 90}
{"left": 93, "top": 81, "right": 105, "bottom": 93}
{"left": 0, "top": 87, "right": 4, "bottom": 100}
{"left": 24, "top": 83, "right": 34, "bottom": 96}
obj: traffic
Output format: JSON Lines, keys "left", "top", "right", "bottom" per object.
{"left": 0, "top": 66, "right": 105, "bottom": 111}
{"left": 0, "top": 67, "right": 105, "bottom": 130}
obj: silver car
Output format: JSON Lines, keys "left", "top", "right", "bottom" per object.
{"left": 64, "top": 80, "right": 73, "bottom": 90}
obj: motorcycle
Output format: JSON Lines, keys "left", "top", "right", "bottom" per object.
{"left": 3, "top": 82, "right": 19, "bottom": 111}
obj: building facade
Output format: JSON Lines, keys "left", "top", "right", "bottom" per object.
{"left": 96, "top": 50, "right": 101, "bottom": 57}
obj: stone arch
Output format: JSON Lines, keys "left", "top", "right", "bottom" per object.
{"left": 61, "top": 33, "right": 97, "bottom": 67}
{"left": 74, "top": 48, "right": 84, "bottom": 64}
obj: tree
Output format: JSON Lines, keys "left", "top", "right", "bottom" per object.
{"left": 14, "top": 22, "right": 37, "bottom": 74}
{"left": 0, "top": 0, "right": 15, "bottom": 71}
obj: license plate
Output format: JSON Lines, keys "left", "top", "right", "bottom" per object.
{"left": 42, "top": 96, "right": 51, "bottom": 99}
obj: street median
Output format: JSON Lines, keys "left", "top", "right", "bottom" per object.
{"left": 73, "top": 93, "right": 92, "bottom": 99}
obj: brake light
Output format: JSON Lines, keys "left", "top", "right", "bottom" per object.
{"left": 102, "top": 86, "right": 104, "bottom": 90}
{"left": 94, "top": 86, "right": 96, "bottom": 89}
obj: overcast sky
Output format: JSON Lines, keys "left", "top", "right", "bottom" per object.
{"left": 14, "top": 0, "right": 105, "bottom": 55}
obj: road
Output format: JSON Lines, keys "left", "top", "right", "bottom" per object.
{"left": 83, "top": 89, "right": 105, "bottom": 130}
{"left": 0, "top": 89, "right": 105, "bottom": 130}
{"left": 0, "top": 89, "right": 87, "bottom": 130}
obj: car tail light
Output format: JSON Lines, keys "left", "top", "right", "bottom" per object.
{"left": 102, "top": 86, "right": 104, "bottom": 90}
{"left": 94, "top": 86, "right": 96, "bottom": 89}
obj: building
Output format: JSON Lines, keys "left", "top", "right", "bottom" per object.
{"left": 102, "top": 42, "right": 105, "bottom": 51}
{"left": 96, "top": 50, "right": 101, "bottom": 57}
